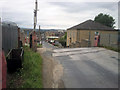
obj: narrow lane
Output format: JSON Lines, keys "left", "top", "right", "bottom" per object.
{"left": 42, "top": 41, "right": 57, "bottom": 49}
{"left": 41, "top": 41, "right": 57, "bottom": 58}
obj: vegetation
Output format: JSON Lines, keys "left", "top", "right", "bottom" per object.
{"left": 58, "top": 32, "right": 67, "bottom": 47}
{"left": 37, "top": 44, "right": 42, "bottom": 48}
{"left": 94, "top": 13, "right": 115, "bottom": 28}
{"left": 7, "top": 46, "right": 43, "bottom": 88}
{"left": 99, "top": 45, "right": 120, "bottom": 52}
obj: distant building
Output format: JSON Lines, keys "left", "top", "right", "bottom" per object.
{"left": 67, "top": 20, "right": 119, "bottom": 49}
{"left": 45, "top": 31, "right": 56, "bottom": 37}
{"left": 45, "top": 30, "right": 66, "bottom": 39}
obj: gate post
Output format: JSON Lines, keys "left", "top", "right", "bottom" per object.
{"left": 0, "top": 50, "right": 7, "bottom": 89}
{"left": 29, "top": 31, "right": 37, "bottom": 52}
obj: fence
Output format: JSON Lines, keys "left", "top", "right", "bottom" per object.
{"left": 2, "top": 22, "right": 18, "bottom": 55}
{"left": 100, "top": 33, "right": 119, "bottom": 49}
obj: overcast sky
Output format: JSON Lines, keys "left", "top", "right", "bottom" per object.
{"left": 0, "top": 0, "right": 119, "bottom": 29}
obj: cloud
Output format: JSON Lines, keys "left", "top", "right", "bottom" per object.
{"left": 48, "top": 2, "right": 118, "bottom": 28}
{"left": 2, "top": 0, "right": 34, "bottom": 27}
{"left": 118, "top": 1, "right": 120, "bottom": 28}
{"left": 49, "top": 2, "right": 117, "bottom": 13}
{"left": 1, "top": 0, "right": 119, "bottom": 29}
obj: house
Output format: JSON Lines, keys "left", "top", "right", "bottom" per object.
{"left": 45, "top": 31, "right": 56, "bottom": 37}
{"left": 67, "top": 20, "right": 119, "bottom": 49}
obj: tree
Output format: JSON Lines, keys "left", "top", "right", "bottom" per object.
{"left": 94, "top": 13, "right": 115, "bottom": 28}
{"left": 58, "top": 32, "right": 67, "bottom": 47}
{"left": 64, "top": 32, "right": 67, "bottom": 40}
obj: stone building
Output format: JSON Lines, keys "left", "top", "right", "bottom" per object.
{"left": 67, "top": 20, "right": 119, "bottom": 49}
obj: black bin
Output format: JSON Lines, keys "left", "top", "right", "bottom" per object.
{"left": 6, "top": 48, "right": 24, "bottom": 72}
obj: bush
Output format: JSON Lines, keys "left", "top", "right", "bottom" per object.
{"left": 58, "top": 32, "right": 67, "bottom": 47}
{"left": 59, "top": 40, "right": 66, "bottom": 47}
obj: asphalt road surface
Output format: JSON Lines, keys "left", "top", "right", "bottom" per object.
{"left": 53, "top": 47, "right": 118, "bottom": 88}
{"left": 42, "top": 41, "right": 57, "bottom": 49}
{"left": 41, "top": 41, "right": 57, "bottom": 57}
{"left": 42, "top": 41, "right": 118, "bottom": 88}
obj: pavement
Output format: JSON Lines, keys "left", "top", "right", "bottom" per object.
{"left": 39, "top": 41, "right": 64, "bottom": 88}
{"left": 42, "top": 41, "right": 118, "bottom": 88}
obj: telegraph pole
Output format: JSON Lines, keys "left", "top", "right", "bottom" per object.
{"left": 39, "top": 25, "right": 41, "bottom": 43}
{"left": 34, "top": 0, "right": 38, "bottom": 31}
{"left": 30, "top": 0, "right": 38, "bottom": 51}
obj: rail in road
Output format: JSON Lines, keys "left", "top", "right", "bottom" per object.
{"left": 52, "top": 47, "right": 118, "bottom": 88}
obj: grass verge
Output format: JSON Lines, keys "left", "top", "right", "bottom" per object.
{"left": 7, "top": 46, "right": 43, "bottom": 88}
{"left": 37, "top": 44, "right": 42, "bottom": 48}
{"left": 99, "top": 45, "right": 120, "bottom": 52}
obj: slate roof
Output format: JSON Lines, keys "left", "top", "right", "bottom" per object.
{"left": 67, "top": 20, "right": 115, "bottom": 31}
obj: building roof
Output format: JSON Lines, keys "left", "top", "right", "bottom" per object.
{"left": 67, "top": 20, "right": 115, "bottom": 31}
{"left": 47, "top": 36, "right": 59, "bottom": 39}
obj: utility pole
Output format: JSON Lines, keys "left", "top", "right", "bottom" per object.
{"left": 34, "top": 0, "right": 38, "bottom": 31}
{"left": 30, "top": 0, "right": 38, "bottom": 51}
{"left": 39, "top": 25, "right": 41, "bottom": 43}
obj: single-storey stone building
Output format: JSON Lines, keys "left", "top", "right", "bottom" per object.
{"left": 67, "top": 20, "right": 119, "bottom": 49}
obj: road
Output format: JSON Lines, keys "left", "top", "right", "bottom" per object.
{"left": 42, "top": 41, "right": 57, "bottom": 49}
{"left": 41, "top": 41, "right": 57, "bottom": 57}
{"left": 42, "top": 41, "right": 118, "bottom": 88}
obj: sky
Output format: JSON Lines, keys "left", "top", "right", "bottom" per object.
{"left": 118, "top": 1, "right": 120, "bottom": 29}
{"left": 0, "top": 0, "right": 119, "bottom": 29}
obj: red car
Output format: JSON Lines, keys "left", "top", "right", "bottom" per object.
{"left": 52, "top": 42, "right": 55, "bottom": 46}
